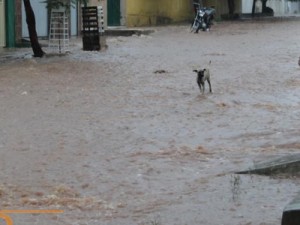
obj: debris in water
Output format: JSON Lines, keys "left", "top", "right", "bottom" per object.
{"left": 154, "top": 70, "right": 167, "bottom": 74}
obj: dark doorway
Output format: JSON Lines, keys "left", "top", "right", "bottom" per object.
{"left": 108, "top": 0, "right": 120, "bottom": 26}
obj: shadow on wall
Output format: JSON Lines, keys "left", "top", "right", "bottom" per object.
{"left": 126, "top": 15, "right": 175, "bottom": 27}
{"left": 156, "top": 16, "right": 173, "bottom": 24}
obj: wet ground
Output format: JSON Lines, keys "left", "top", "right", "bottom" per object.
{"left": 1, "top": 20, "right": 300, "bottom": 225}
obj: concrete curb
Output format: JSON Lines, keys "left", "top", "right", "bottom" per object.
{"left": 236, "top": 154, "right": 300, "bottom": 176}
{"left": 104, "top": 27, "right": 155, "bottom": 36}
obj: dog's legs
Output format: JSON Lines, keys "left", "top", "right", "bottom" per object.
{"left": 197, "top": 81, "right": 202, "bottom": 93}
{"left": 207, "top": 79, "right": 212, "bottom": 93}
{"left": 202, "top": 82, "right": 205, "bottom": 94}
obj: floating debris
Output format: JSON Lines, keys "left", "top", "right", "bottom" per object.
{"left": 154, "top": 70, "right": 167, "bottom": 74}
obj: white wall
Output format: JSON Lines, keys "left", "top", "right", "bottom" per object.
{"left": 22, "top": 1, "right": 78, "bottom": 38}
{"left": 267, "top": 0, "right": 285, "bottom": 16}
{"left": 242, "top": 0, "right": 252, "bottom": 13}
{"left": 285, "top": 1, "right": 300, "bottom": 14}
{"left": 241, "top": 0, "right": 300, "bottom": 16}
{"left": 267, "top": 0, "right": 300, "bottom": 15}
{"left": 22, "top": 1, "right": 48, "bottom": 37}
{"left": 71, "top": 3, "right": 77, "bottom": 35}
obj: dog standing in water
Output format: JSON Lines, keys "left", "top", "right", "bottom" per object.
{"left": 193, "top": 61, "right": 212, "bottom": 94}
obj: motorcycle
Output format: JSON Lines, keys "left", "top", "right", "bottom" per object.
{"left": 191, "top": 3, "right": 215, "bottom": 33}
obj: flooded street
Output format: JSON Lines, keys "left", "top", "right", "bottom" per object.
{"left": 1, "top": 20, "right": 300, "bottom": 225}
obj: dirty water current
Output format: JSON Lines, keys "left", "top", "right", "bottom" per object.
{"left": 0, "top": 21, "right": 300, "bottom": 225}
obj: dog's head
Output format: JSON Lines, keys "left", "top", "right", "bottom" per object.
{"left": 193, "top": 69, "right": 206, "bottom": 77}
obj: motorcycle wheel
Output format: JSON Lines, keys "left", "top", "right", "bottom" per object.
{"left": 191, "top": 20, "right": 200, "bottom": 33}
{"left": 195, "top": 22, "right": 201, "bottom": 33}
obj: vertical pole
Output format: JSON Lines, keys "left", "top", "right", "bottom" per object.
{"left": 0, "top": 0, "right": 6, "bottom": 47}
{"left": 5, "top": 0, "right": 15, "bottom": 47}
{"left": 83, "top": 0, "right": 87, "bottom": 7}
{"left": 252, "top": 0, "right": 257, "bottom": 17}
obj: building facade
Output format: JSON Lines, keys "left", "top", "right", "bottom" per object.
{"left": 241, "top": 0, "right": 300, "bottom": 16}
{"left": 1, "top": 0, "right": 300, "bottom": 48}
{"left": 75, "top": 0, "right": 193, "bottom": 28}
{"left": 1, "top": 0, "right": 79, "bottom": 48}
{"left": 125, "top": 0, "right": 193, "bottom": 27}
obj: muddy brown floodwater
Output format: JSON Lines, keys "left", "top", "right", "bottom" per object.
{"left": 1, "top": 20, "right": 300, "bottom": 225}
